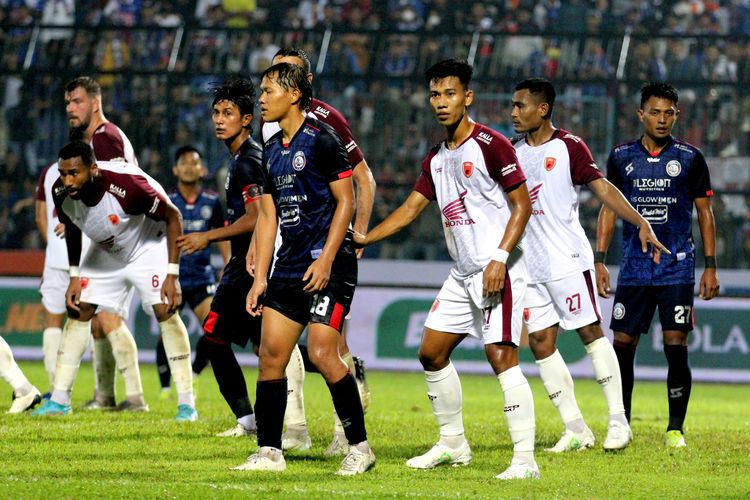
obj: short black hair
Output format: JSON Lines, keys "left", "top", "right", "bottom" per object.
{"left": 262, "top": 62, "right": 313, "bottom": 112}
{"left": 515, "top": 77, "right": 556, "bottom": 119}
{"left": 425, "top": 58, "right": 473, "bottom": 88}
{"left": 173, "top": 145, "right": 202, "bottom": 164}
{"left": 59, "top": 140, "right": 96, "bottom": 166}
{"left": 640, "top": 82, "right": 679, "bottom": 108}
{"left": 64, "top": 76, "right": 101, "bottom": 97}
{"left": 273, "top": 47, "right": 312, "bottom": 73}
{"left": 210, "top": 75, "right": 256, "bottom": 132}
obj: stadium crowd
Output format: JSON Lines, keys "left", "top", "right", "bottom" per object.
{"left": 1, "top": 0, "right": 750, "bottom": 265}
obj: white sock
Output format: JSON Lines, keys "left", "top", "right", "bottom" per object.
{"left": 537, "top": 349, "right": 585, "bottom": 433}
{"left": 42, "top": 327, "right": 62, "bottom": 389}
{"left": 238, "top": 413, "right": 256, "bottom": 430}
{"left": 92, "top": 336, "right": 116, "bottom": 400}
{"left": 107, "top": 324, "right": 143, "bottom": 398}
{"left": 498, "top": 365, "right": 536, "bottom": 461}
{"left": 51, "top": 319, "right": 91, "bottom": 405}
{"left": 0, "top": 336, "right": 31, "bottom": 392}
{"left": 159, "top": 314, "right": 194, "bottom": 407}
{"left": 425, "top": 361, "right": 465, "bottom": 447}
{"left": 586, "top": 337, "right": 628, "bottom": 425}
{"left": 284, "top": 344, "right": 307, "bottom": 430}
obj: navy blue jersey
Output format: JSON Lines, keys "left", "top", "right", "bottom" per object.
{"left": 168, "top": 188, "right": 226, "bottom": 289}
{"left": 263, "top": 116, "right": 353, "bottom": 278}
{"left": 222, "top": 137, "right": 269, "bottom": 285}
{"left": 606, "top": 136, "right": 713, "bottom": 286}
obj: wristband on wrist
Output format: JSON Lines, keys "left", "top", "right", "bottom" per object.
{"left": 69, "top": 265, "right": 80, "bottom": 277}
{"left": 167, "top": 263, "right": 180, "bottom": 276}
{"left": 491, "top": 248, "right": 509, "bottom": 264}
{"left": 704, "top": 256, "right": 717, "bottom": 269}
{"left": 594, "top": 251, "right": 607, "bottom": 264}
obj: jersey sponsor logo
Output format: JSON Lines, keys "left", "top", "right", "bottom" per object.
{"left": 108, "top": 214, "right": 119, "bottom": 226}
{"left": 625, "top": 163, "right": 634, "bottom": 176}
{"left": 314, "top": 106, "right": 330, "bottom": 118}
{"left": 563, "top": 133, "right": 581, "bottom": 143}
{"left": 108, "top": 184, "right": 126, "bottom": 198}
{"left": 345, "top": 140, "right": 357, "bottom": 153}
{"left": 613, "top": 302, "right": 625, "bottom": 320}
{"left": 54, "top": 185, "right": 66, "bottom": 196}
{"left": 441, "top": 190, "right": 475, "bottom": 227}
{"left": 149, "top": 197, "right": 160, "bottom": 214}
{"left": 292, "top": 151, "right": 306, "bottom": 171}
{"left": 647, "top": 157, "right": 661, "bottom": 163}
{"left": 544, "top": 157, "right": 556, "bottom": 171}
{"left": 184, "top": 219, "right": 205, "bottom": 231}
{"left": 280, "top": 204, "right": 300, "bottom": 227}
{"left": 200, "top": 205, "right": 213, "bottom": 219}
{"left": 666, "top": 160, "right": 681, "bottom": 177}
{"left": 529, "top": 183, "right": 542, "bottom": 204}
{"left": 302, "top": 126, "right": 317, "bottom": 137}
{"left": 476, "top": 131, "right": 493, "bottom": 145}
{"left": 674, "top": 143, "right": 693, "bottom": 153}
{"left": 274, "top": 174, "right": 295, "bottom": 190}
{"left": 463, "top": 161, "right": 474, "bottom": 177}
{"left": 633, "top": 178, "right": 671, "bottom": 190}
{"left": 501, "top": 163, "right": 517, "bottom": 176}
{"left": 637, "top": 204, "right": 668, "bottom": 224}
{"left": 280, "top": 149, "right": 291, "bottom": 155}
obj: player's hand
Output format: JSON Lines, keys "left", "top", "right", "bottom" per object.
{"left": 595, "top": 262, "right": 611, "bottom": 298}
{"left": 638, "top": 222, "right": 670, "bottom": 264}
{"left": 246, "top": 280, "right": 266, "bottom": 316}
{"left": 246, "top": 242, "right": 256, "bottom": 277}
{"left": 66, "top": 278, "right": 81, "bottom": 312}
{"left": 54, "top": 223, "right": 66, "bottom": 239}
{"left": 161, "top": 274, "right": 182, "bottom": 313}
{"left": 352, "top": 230, "right": 367, "bottom": 248}
{"left": 177, "top": 233, "right": 210, "bottom": 255}
{"left": 483, "top": 260, "right": 506, "bottom": 297}
{"left": 302, "top": 257, "right": 332, "bottom": 293}
{"left": 699, "top": 268, "right": 720, "bottom": 300}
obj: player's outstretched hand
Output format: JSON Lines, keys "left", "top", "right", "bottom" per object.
{"left": 66, "top": 278, "right": 81, "bottom": 313}
{"left": 177, "top": 233, "right": 210, "bottom": 255}
{"left": 161, "top": 275, "right": 182, "bottom": 312}
{"left": 246, "top": 281, "right": 266, "bottom": 316}
{"left": 638, "top": 223, "right": 670, "bottom": 264}
{"left": 595, "top": 262, "right": 611, "bottom": 298}
{"left": 699, "top": 268, "right": 720, "bottom": 300}
{"left": 483, "top": 260, "right": 506, "bottom": 297}
{"left": 303, "top": 258, "right": 331, "bottom": 293}
{"left": 54, "top": 223, "right": 66, "bottom": 239}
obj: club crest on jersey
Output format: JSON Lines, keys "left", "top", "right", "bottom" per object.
{"left": 544, "top": 157, "right": 557, "bottom": 171}
{"left": 463, "top": 162, "right": 474, "bottom": 177}
{"left": 108, "top": 214, "right": 119, "bottom": 226}
{"left": 200, "top": 205, "right": 212, "bottom": 219}
{"left": 293, "top": 151, "right": 306, "bottom": 171}
{"left": 666, "top": 160, "right": 681, "bottom": 177}
{"left": 613, "top": 302, "right": 625, "bottom": 320}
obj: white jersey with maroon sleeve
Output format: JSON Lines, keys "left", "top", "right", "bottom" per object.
{"left": 513, "top": 129, "right": 604, "bottom": 284}
{"left": 36, "top": 163, "right": 69, "bottom": 270}
{"left": 90, "top": 122, "right": 138, "bottom": 165}
{"left": 414, "top": 123, "right": 527, "bottom": 280}
{"left": 54, "top": 160, "right": 171, "bottom": 264}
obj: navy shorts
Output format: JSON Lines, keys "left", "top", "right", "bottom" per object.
{"left": 181, "top": 283, "right": 216, "bottom": 311}
{"left": 264, "top": 256, "right": 356, "bottom": 332}
{"left": 203, "top": 280, "right": 261, "bottom": 348}
{"left": 610, "top": 284, "right": 694, "bottom": 336}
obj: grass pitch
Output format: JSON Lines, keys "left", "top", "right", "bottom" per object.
{"left": 1, "top": 361, "right": 748, "bottom": 499}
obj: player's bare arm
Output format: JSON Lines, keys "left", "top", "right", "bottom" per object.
{"left": 245, "top": 230, "right": 257, "bottom": 277}
{"left": 35, "top": 200, "right": 48, "bottom": 245}
{"left": 595, "top": 205, "right": 616, "bottom": 298}
{"left": 161, "top": 202, "right": 183, "bottom": 312}
{"left": 696, "top": 196, "right": 720, "bottom": 300}
{"left": 62, "top": 219, "right": 83, "bottom": 312}
{"left": 483, "top": 182, "right": 531, "bottom": 298}
{"left": 354, "top": 190, "right": 431, "bottom": 247}
{"left": 303, "top": 176, "right": 355, "bottom": 293}
{"left": 246, "top": 194, "right": 277, "bottom": 316}
{"left": 589, "top": 177, "right": 669, "bottom": 262}
{"left": 352, "top": 159, "right": 376, "bottom": 258}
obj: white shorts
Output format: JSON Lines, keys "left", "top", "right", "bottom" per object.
{"left": 524, "top": 269, "right": 602, "bottom": 333}
{"left": 424, "top": 263, "right": 526, "bottom": 346}
{"left": 40, "top": 266, "right": 69, "bottom": 315}
{"left": 80, "top": 243, "right": 167, "bottom": 318}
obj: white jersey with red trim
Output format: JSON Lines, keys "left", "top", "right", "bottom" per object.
{"left": 414, "top": 123, "right": 527, "bottom": 280}
{"left": 513, "top": 129, "right": 603, "bottom": 284}
{"left": 53, "top": 161, "right": 172, "bottom": 263}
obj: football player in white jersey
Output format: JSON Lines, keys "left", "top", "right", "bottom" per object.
{"left": 355, "top": 59, "right": 538, "bottom": 480}
{"left": 511, "top": 78, "right": 667, "bottom": 451}
{"left": 32, "top": 141, "right": 197, "bottom": 421}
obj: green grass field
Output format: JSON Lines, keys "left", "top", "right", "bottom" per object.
{"left": 1, "top": 361, "right": 748, "bottom": 499}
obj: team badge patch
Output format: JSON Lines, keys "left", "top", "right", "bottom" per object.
{"left": 463, "top": 162, "right": 474, "bottom": 177}
{"left": 293, "top": 151, "right": 306, "bottom": 171}
{"left": 200, "top": 205, "right": 212, "bottom": 219}
{"left": 666, "top": 160, "right": 681, "bottom": 177}
{"left": 613, "top": 302, "right": 625, "bottom": 320}
{"left": 545, "top": 157, "right": 557, "bottom": 171}
{"left": 80, "top": 277, "right": 89, "bottom": 289}
{"left": 108, "top": 214, "right": 119, "bottom": 226}
{"left": 523, "top": 307, "right": 530, "bottom": 321}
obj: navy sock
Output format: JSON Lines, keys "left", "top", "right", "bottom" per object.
{"left": 155, "top": 336, "right": 171, "bottom": 389}
{"left": 256, "top": 379, "right": 288, "bottom": 449}
{"left": 192, "top": 335, "right": 210, "bottom": 375}
{"left": 664, "top": 344, "right": 691, "bottom": 432}
{"left": 205, "top": 340, "right": 253, "bottom": 418}
{"left": 328, "top": 373, "right": 367, "bottom": 445}
{"left": 614, "top": 339, "right": 637, "bottom": 422}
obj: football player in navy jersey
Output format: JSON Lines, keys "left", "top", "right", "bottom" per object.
{"left": 236, "top": 62, "right": 374, "bottom": 475}
{"left": 177, "top": 77, "right": 268, "bottom": 438}
{"left": 596, "top": 82, "right": 720, "bottom": 448}
{"left": 156, "top": 145, "right": 229, "bottom": 399}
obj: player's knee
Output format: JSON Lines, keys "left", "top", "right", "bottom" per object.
{"left": 417, "top": 347, "right": 449, "bottom": 371}
{"left": 577, "top": 323, "right": 604, "bottom": 345}
{"left": 528, "top": 329, "right": 556, "bottom": 359}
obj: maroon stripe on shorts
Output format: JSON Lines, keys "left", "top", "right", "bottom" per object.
{"left": 583, "top": 270, "right": 601, "bottom": 322}
{"left": 501, "top": 269, "right": 513, "bottom": 343}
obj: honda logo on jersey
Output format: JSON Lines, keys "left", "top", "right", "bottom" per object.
{"left": 544, "top": 157, "right": 556, "bottom": 171}
{"left": 463, "top": 162, "right": 474, "bottom": 177}
{"left": 441, "top": 190, "right": 475, "bottom": 227}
